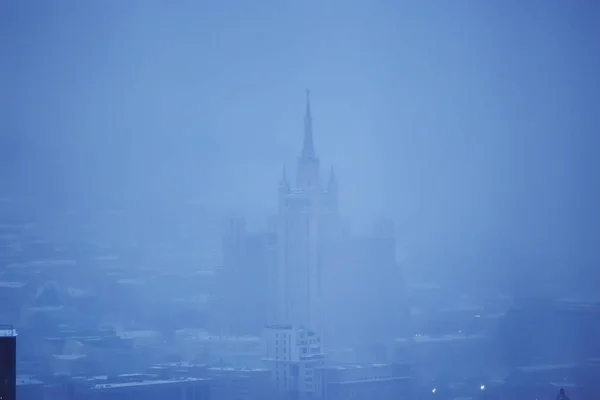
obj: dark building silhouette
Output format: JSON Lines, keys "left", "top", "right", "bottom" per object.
{"left": 497, "top": 297, "right": 600, "bottom": 368}
{"left": 0, "top": 326, "right": 17, "bottom": 400}
{"left": 556, "top": 388, "right": 570, "bottom": 400}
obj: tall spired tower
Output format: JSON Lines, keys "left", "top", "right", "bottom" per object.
{"left": 276, "top": 91, "right": 338, "bottom": 334}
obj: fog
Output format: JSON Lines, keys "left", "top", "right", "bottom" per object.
{"left": 1, "top": 1, "right": 600, "bottom": 400}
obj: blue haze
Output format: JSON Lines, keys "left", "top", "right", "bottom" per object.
{"left": 1, "top": 0, "right": 599, "bottom": 291}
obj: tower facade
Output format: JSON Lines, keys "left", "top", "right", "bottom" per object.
{"left": 0, "top": 326, "right": 16, "bottom": 400}
{"left": 276, "top": 91, "right": 338, "bottom": 335}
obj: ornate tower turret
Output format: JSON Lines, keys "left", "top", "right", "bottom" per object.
{"left": 278, "top": 165, "right": 290, "bottom": 211}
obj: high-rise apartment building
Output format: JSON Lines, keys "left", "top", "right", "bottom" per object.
{"left": 262, "top": 324, "right": 325, "bottom": 398}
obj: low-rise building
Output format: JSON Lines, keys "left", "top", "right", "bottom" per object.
{"left": 16, "top": 376, "right": 45, "bottom": 400}
{"left": 208, "top": 366, "right": 273, "bottom": 400}
{"left": 317, "top": 363, "right": 413, "bottom": 400}
{"left": 175, "top": 329, "right": 262, "bottom": 368}
{"left": 75, "top": 375, "right": 210, "bottom": 400}
{"left": 395, "top": 333, "right": 494, "bottom": 382}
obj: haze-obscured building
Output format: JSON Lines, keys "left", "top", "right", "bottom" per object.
{"left": 497, "top": 297, "right": 600, "bottom": 368}
{"left": 316, "top": 363, "right": 414, "bottom": 400}
{"left": 218, "top": 219, "right": 277, "bottom": 334}
{"left": 394, "top": 333, "right": 494, "bottom": 382}
{"left": 16, "top": 376, "right": 45, "bottom": 400}
{"left": 72, "top": 375, "right": 210, "bottom": 400}
{"left": 208, "top": 366, "right": 274, "bottom": 400}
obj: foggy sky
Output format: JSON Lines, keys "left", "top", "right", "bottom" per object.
{"left": 2, "top": 1, "right": 599, "bottom": 288}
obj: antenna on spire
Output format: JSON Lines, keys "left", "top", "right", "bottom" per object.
{"left": 305, "top": 88, "right": 311, "bottom": 116}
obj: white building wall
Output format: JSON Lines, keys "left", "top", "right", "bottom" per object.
{"left": 262, "top": 325, "right": 325, "bottom": 398}
{"left": 277, "top": 188, "right": 333, "bottom": 336}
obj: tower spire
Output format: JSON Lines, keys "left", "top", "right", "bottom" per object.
{"left": 301, "top": 89, "right": 316, "bottom": 159}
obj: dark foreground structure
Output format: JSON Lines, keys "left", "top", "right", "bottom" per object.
{"left": 0, "top": 325, "right": 17, "bottom": 400}
{"left": 556, "top": 388, "right": 570, "bottom": 400}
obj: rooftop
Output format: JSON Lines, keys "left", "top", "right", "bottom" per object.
{"left": 7, "top": 259, "right": 76, "bottom": 269}
{"left": 396, "top": 333, "right": 487, "bottom": 344}
{"left": 16, "top": 376, "right": 43, "bottom": 386}
{"left": 177, "top": 330, "right": 260, "bottom": 342}
{"left": 262, "top": 356, "right": 324, "bottom": 364}
{"left": 321, "top": 363, "right": 389, "bottom": 371}
{"left": 208, "top": 367, "right": 269, "bottom": 372}
{"left": 119, "top": 330, "right": 160, "bottom": 339}
{"left": 517, "top": 363, "right": 579, "bottom": 373}
{"left": 265, "top": 323, "right": 293, "bottom": 330}
{"left": 0, "top": 281, "right": 26, "bottom": 289}
{"left": 557, "top": 297, "right": 600, "bottom": 310}
{"left": 550, "top": 381, "right": 577, "bottom": 388}
{"left": 91, "top": 377, "right": 209, "bottom": 390}
{"left": 116, "top": 278, "right": 146, "bottom": 285}
{"left": 52, "top": 354, "right": 87, "bottom": 360}
{"left": 264, "top": 324, "right": 318, "bottom": 337}
{"left": 330, "top": 376, "right": 411, "bottom": 385}
{"left": 155, "top": 362, "right": 207, "bottom": 368}
{"left": 0, "top": 325, "right": 17, "bottom": 337}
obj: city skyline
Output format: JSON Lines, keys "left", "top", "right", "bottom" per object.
{"left": 4, "top": 2, "right": 599, "bottom": 285}
{"left": 1, "top": 1, "right": 600, "bottom": 398}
